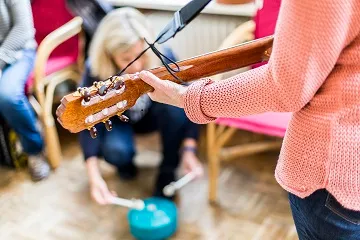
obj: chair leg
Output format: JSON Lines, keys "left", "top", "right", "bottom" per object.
{"left": 41, "top": 74, "right": 74, "bottom": 169}
{"left": 208, "top": 149, "right": 220, "bottom": 204}
{"left": 28, "top": 94, "right": 61, "bottom": 168}
{"left": 207, "top": 122, "right": 219, "bottom": 203}
{"left": 43, "top": 118, "right": 62, "bottom": 169}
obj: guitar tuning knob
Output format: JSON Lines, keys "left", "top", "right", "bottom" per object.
{"left": 118, "top": 114, "right": 129, "bottom": 122}
{"left": 98, "top": 85, "right": 108, "bottom": 96}
{"left": 89, "top": 126, "right": 98, "bottom": 139}
{"left": 83, "top": 88, "right": 91, "bottom": 102}
{"left": 78, "top": 87, "right": 91, "bottom": 102}
{"left": 114, "top": 79, "right": 125, "bottom": 90}
{"left": 104, "top": 119, "right": 113, "bottom": 131}
{"left": 93, "top": 81, "right": 108, "bottom": 97}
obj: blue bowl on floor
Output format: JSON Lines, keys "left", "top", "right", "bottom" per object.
{"left": 128, "top": 197, "right": 178, "bottom": 240}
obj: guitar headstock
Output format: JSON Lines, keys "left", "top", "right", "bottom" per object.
{"left": 56, "top": 73, "right": 149, "bottom": 138}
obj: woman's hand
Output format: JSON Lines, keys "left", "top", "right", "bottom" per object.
{"left": 90, "top": 175, "right": 116, "bottom": 205}
{"left": 86, "top": 157, "right": 116, "bottom": 205}
{"left": 139, "top": 71, "right": 187, "bottom": 108}
{"left": 182, "top": 150, "right": 204, "bottom": 177}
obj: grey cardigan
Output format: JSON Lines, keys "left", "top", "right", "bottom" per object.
{"left": 0, "top": 0, "right": 37, "bottom": 69}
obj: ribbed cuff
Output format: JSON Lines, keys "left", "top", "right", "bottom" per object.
{"left": 184, "top": 78, "right": 216, "bottom": 124}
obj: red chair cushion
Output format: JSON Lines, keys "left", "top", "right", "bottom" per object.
{"left": 31, "top": 0, "right": 79, "bottom": 58}
{"left": 215, "top": 112, "right": 291, "bottom": 138}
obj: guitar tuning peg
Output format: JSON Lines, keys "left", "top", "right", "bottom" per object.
{"left": 89, "top": 126, "right": 98, "bottom": 139}
{"left": 93, "top": 81, "right": 108, "bottom": 97}
{"left": 104, "top": 119, "right": 113, "bottom": 131}
{"left": 83, "top": 88, "right": 91, "bottom": 102}
{"left": 114, "top": 79, "right": 125, "bottom": 90}
{"left": 78, "top": 87, "right": 91, "bottom": 102}
{"left": 98, "top": 85, "right": 108, "bottom": 96}
{"left": 118, "top": 114, "right": 129, "bottom": 122}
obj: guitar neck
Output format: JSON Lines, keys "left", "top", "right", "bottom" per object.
{"left": 136, "top": 36, "right": 273, "bottom": 92}
{"left": 56, "top": 36, "right": 274, "bottom": 134}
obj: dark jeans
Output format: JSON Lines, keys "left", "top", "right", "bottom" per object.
{"left": 0, "top": 49, "right": 43, "bottom": 155}
{"left": 79, "top": 102, "right": 199, "bottom": 195}
{"left": 289, "top": 189, "right": 360, "bottom": 240}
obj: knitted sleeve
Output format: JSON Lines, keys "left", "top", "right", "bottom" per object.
{"left": 183, "top": 0, "right": 360, "bottom": 124}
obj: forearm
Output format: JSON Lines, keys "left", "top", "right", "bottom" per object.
{"left": 86, "top": 157, "right": 102, "bottom": 183}
{"left": 183, "top": 67, "right": 283, "bottom": 123}
{"left": 199, "top": 66, "right": 285, "bottom": 118}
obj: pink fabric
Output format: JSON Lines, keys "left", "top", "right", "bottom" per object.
{"left": 25, "top": 0, "right": 78, "bottom": 93}
{"left": 252, "top": 0, "right": 281, "bottom": 69}
{"left": 254, "top": 0, "right": 282, "bottom": 39}
{"left": 31, "top": 0, "right": 78, "bottom": 58}
{"left": 184, "top": 0, "right": 360, "bottom": 210}
{"left": 215, "top": 112, "right": 291, "bottom": 138}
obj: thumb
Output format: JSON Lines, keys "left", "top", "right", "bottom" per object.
{"left": 101, "top": 188, "right": 112, "bottom": 204}
{"left": 139, "top": 71, "right": 166, "bottom": 90}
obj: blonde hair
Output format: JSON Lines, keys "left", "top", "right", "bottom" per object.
{"left": 89, "top": 7, "right": 155, "bottom": 79}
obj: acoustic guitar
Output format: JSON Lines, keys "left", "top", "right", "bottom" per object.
{"left": 56, "top": 36, "right": 273, "bottom": 138}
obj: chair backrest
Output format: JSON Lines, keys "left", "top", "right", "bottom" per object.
{"left": 31, "top": 0, "right": 79, "bottom": 58}
{"left": 254, "top": 0, "right": 282, "bottom": 38}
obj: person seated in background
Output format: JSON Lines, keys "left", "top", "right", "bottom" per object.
{"left": 79, "top": 7, "right": 203, "bottom": 205}
{"left": 0, "top": 0, "right": 50, "bottom": 180}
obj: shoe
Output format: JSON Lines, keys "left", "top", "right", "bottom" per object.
{"left": 117, "top": 161, "right": 138, "bottom": 180}
{"left": 28, "top": 154, "right": 50, "bottom": 182}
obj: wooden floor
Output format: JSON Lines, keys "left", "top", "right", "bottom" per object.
{"left": 0, "top": 126, "right": 298, "bottom": 240}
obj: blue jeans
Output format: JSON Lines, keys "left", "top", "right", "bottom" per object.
{"left": 289, "top": 189, "right": 360, "bottom": 240}
{"left": 0, "top": 49, "right": 43, "bottom": 155}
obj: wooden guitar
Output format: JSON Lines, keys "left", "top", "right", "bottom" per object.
{"left": 56, "top": 36, "right": 273, "bottom": 138}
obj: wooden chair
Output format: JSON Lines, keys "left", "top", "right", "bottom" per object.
{"left": 27, "top": 0, "right": 85, "bottom": 169}
{"left": 206, "top": 0, "right": 288, "bottom": 203}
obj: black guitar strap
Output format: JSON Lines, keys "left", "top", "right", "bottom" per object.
{"left": 116, "top": 0, "right": 212, "bottom": 81}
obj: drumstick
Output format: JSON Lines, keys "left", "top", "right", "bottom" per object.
{"left": 110, "top": 197, "right": 145, "bottom": 210}
{"left": 163, "top": 171, "right": 198, "bottom": 197}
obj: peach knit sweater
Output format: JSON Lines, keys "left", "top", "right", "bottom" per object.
{"left": 183, "top": 0, "right": 360, "bottom": 210}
